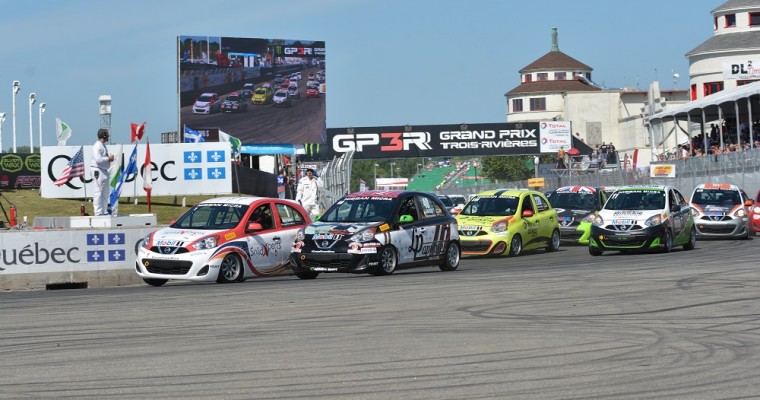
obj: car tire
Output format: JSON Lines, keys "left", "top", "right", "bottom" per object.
{"left": 143, "top": 278, "right": 168, "bottom": 287}
{"left": 508, "top": 234, "right": 522, "bottom": 257}
{"left": 662, "top": 230, "right": 673, "bottom": 253}
{"left": 547, "top": 229, "right": 561, "bottom": 252}
{"left": 439, "top": 242, "right": 461, "bottom": 271}
{"left": 295, "top": 270, "right": 319, "bottom": 279}
{"left": 589, "top": 246, "right": 603, "bottom": 256}
{"left": 371, "top": 246, "right": 397, "bottom": 276}
{"left": 684, "top": 227, "right": 696, "bottom": 250}
{"left": 217, "top": 254, "right": 243, "bottom": 283}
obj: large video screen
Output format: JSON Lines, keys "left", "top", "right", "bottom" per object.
{"left": 178, "top": 36, "right": 326, "bottom": 145}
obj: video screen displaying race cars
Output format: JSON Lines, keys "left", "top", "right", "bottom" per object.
{"left": 178, "top": 35, "right": 326, "bottom": 145}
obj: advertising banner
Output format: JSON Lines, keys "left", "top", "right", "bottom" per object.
{"left": 722, "top": 60, "right": 760, "bottom": 80}
{"left": 178, "top": 35, "right": 326, "bottom": 146}
{"left": 307, "top": 122, "right": 589, "bottom": 160}
{"left": 41, "top": 143, "right": 231, "bottom": 198}
{"left": 0, "top": 153, "right": 42, "bottom": 190}
{"left": 0, "top": 227, "right": 151, "bottom": 274}
{"left": 538, "top": 121, "right": 572, "bottom": 153}
{"left": 650, "top": 164, "right": 676, "bottom": 178}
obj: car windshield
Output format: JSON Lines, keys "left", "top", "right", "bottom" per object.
{"left": 198, "top": 95, "right": 213, "bottom": 102}
{"left": 546, "top": 191, "right": 596, "bottom": 210}
{"left": 692, "top": 188, "right": 741, "bottom": 206}
{"left": 438, "top": 196, "right": 453, "bottom": 207}
{"left": 460, "top": 196, "right": 520, "bottom": 216}
{"left": 226, "top": 95, "right": 239, "bottom": 101}
{"left": 171, "top": 203, "right": 247, "bottom": 230}
{"left": 605, "top": 190, "right": 665, "bottom": 211}
{"left": 255, "top": 89, "right": 266, "bottom": 95}
{"left": 320, "top": 198, "right": 395, "bottom": 223}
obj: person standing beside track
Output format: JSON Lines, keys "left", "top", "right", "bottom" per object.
{"left": 296, "top": 168, "right": 323, "bottom": 217}
{"left": 91, "top": 128, "right": 114, "bottom": 216}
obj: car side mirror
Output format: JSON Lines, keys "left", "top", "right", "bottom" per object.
{"left": 246, "top": 222, "right": 263, "bottom": 232}
{"left": 169, "top": 219, "right": 176, "bottom": 225}
{"left": 521, "top": 210, "right": 534, "bottom": 218}
{"left": 399, "top": 214, "right": 413, "bottom": 223}
{"left": 314, "top": 214, "right": 321, "bottom": 221}
{"left": 745, "top": 199, "right": 753, "bottom": 206}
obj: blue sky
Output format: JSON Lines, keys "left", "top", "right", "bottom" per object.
{"left": 0, "top": 0, "right": 716, "bottom": 148}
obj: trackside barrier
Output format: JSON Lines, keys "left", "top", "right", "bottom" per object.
{"left": 1, "top": 223, "right": 157, "bottom": 291}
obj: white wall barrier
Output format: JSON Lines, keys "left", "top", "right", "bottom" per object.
{"left": 1, "top": 226, "right": 156, "bottom": 290}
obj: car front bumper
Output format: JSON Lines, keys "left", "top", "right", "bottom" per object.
{"left": 135, "top": 247, "right": 219, "bottom": 282}
{"left": 589, "top": 224, "right": 667, "bottom": 251}
{"left": 694, "top": 216, "right": 748, "bottom": 238}
{"left": 290, "top": 252, "right": 378, "bottom": 274}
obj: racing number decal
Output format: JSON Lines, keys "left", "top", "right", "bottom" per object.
{"left": 408, "top": 228, "right": 424, "bottom": 254}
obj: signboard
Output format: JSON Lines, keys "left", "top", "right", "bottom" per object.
{"left": 0, "top": 153, "right": 42, "bottom": 189}
{"left": 538, "top": 121, "right": 572, "bottom": 153}
{"left": 301, "top": 122, "right": 590, "bottom": 160}
{"left": 41, "top": 143, "right": 231, "bottom": 198}
{"left": 178, "top": 35, "right": 326, "bottom": 146}
{"left": 722, "top": 60, "right": 760, "bottom": 80}
{"left": 0, "top": 227, "right": 150, "bottom": 275}
{"left": 527, "top": 178, "right": 545, "bottom": 187}
{"left": 650, "top": 164, "right": 676, "bottom": 178}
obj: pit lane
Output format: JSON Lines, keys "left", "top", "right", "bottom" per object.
{"left": 1, "top": 238, "right": 759, "bottom": 399}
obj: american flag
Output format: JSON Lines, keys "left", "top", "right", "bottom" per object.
{"left": 54, "top": 146, "right": 85, "bottom": 186}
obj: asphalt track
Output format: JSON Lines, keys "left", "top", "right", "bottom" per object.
{"left": 2, "top": 238, "right": 759, "bottom": 399}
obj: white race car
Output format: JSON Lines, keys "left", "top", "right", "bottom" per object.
{"left": 136, "top": 197, "right": 311, "bottom": 286}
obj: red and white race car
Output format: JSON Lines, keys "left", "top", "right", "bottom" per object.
{"left": 136, "top": 197, "right": 311, "bottom": 286}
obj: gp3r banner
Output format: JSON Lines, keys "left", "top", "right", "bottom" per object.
{"left": 320, "top": 122, "right": 584, "bottom": 160}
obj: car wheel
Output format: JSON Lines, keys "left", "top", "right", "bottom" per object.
{"left": 589, "top": 246, "right": 603, "bottom": 256}
{"left": 662, "top": 230, "right": 673, "bottom": 253}
{"left": 684, "top": 227, "right": 696, "bottom": 250}
{"left": 508, "top": 234, "right": 522, "bottom": 257}
{"left": 142, "top": 278, "right": 167, "bottom": 287}
{"left": 547, "top": 229, "right": 561, "bottom": 252}
{"left": 217, "top": 254, "right": 243, "bottom": 283}
{"left": 372, "top": 246, "right": 397, "bottom": 276}
{"left": 439, "top": 242, "right": 461, "bottom": 271}
{"left": 295, "top": 270, "right": 319, "bottom": 279}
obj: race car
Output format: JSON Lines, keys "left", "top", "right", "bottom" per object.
{"left": 689, "top": 183, "right": 751, "bottom": 239}
{"left": 252, "top": 87, "right": 274, "bottom": 105}
{"left": 272, "top": 89, "right": 291, "bottom": 107}
{"left": 191, "top": 92, "right": 221, "bottom": 114}
{"left": 589, "top": 185, "right": 696, "bottom": 255}
{"left": 545, "top": 185, "right": 607, "bottom": 244}
{"left": 136, "top": 197, "right": 311, "bottom": 286}
{"left": 220, "top": 92, "right": 248, "bottom": 113}
{"left": 749, "top": 189, "right": 760, "bottom": 235}
{"left": 289, "top": 190, "right": 461, "bottom": 279}
{"left": 456, "top": 189, "right": 560, "bottom": 256}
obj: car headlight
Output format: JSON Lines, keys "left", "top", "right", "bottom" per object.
{"left": 645, "top": 213, "right": 663, "bottom": 227}
{"left": 753, "top": 206, "right": 760, "bottom": 214}
{"left": 581, "top": 213, "right": 596, "bottom": 223}
{"left": 491, "top": 221, "right": 507, "bottom": 233}
{"left": 191, "top": 235, "right": 219, "bottom": 250}
{"left": 690, "top": 207, "right": 699, "bottom": 217}
{"left": 142, "top": 233, "right": 152, "bottom": 248}
{"left": 295, "top": 228, "right": 306, "bottom": 242}
{"left": 349, "top": 228, "right": 376, "bottom": 242}
{"left": 591, "top": 214, "right": 604, "bottom": 226}
{"left": 734, "top": 208, "right": 747, "bottom": 217}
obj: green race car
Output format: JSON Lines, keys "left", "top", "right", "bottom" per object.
{"left": 456, "top": 189, "right": 561, "bottom": 256}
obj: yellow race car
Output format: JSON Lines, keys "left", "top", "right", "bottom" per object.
{"left": 252, "top": 86, "right": 274, "bottom": 105}
{"left": 456, "top": 189, "right": 560, "bottom": 256}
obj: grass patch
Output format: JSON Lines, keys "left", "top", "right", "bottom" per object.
{"left": 0, "top": 189, "right": 223, "bottom": 226}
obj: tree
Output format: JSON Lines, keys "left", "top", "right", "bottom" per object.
{"left": 480, "top": 156, "right": 534, "bottom": 182}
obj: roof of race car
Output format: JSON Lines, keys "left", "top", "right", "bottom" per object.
{"left": 198, "top": 196, "right": 271, "bottom": 206}
{"left": 615, "top": 185, "right": 669, "bottom": 192}
{"left": 555, "top": 186, "right": 597, "bottom": 193}
{"left": 474, "top": 188, "right": 537, "bottom": 197}
{"left": 345, "top": 190, "right": 408, "bottom": 199}
{"left": 694, "top": 183, "right": 740, "bottom": 190}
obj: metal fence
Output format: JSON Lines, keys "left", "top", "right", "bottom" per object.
{"left": 437, "top": 150, "right": 760, "bottom": 198}
{"left": 317, "top": 151, "right": 354, "bottom": 211}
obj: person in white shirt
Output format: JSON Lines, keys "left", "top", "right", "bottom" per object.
{"left": 295, "top": 168, "right": 323, "bottom": 216}
{"left": 91, "top": 128, "right": 114, "bottom": 216}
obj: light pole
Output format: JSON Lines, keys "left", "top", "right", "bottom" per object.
{"left": 0, "top": 112, "right": 5, "bottom": 153}
{"left": 12, "top": 80, "right": 20, "bottom": 153}
{"left": 38, "top": 102, "right": 45, "bottom": 151}
{"left": 390, "top": 162, "right": 396, "bottom": 178}
{"left": 373, "top": 163, "right": 379, "bottom": 189}
{"left": 28, "top": 92, "right": 36, "bottom": 153}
